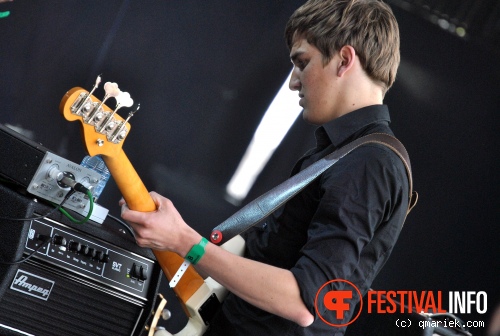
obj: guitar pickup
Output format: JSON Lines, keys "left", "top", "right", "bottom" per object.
{"left": 198, "top": 293, "right": 221, "bottom": 326}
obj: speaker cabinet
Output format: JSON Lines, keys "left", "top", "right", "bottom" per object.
{"left": 0, "top": 182, "right": 162, "bottom": 336}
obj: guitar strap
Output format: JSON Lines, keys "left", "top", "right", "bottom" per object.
{"left": 210, "top": 133, "right": 418, "bottom": 245}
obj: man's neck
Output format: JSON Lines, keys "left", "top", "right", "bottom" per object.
{"left": 336, "top": 81, "right": 384, "bottom": 118}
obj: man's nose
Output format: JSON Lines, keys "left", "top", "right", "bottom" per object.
{"left": 289, "top": 68, "right": 301, "bottom": 91}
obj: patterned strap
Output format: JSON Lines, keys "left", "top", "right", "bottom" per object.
{"left": 210, "top": 133, "right": 418, "bottom": 245}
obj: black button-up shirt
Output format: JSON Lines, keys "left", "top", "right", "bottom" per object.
{"left": 208, "top": 105, "right": 410, "bottom": 336}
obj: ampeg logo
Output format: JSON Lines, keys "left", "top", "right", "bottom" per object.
{"left": 10, "top": 270, "right": 55, "bottom": 301}
{"left": 315, "top": 279, "right": 363, "bottom": 327}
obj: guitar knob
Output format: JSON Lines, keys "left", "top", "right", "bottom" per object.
{"left": 161, "top": 310, "right": 172, "bottom": 321}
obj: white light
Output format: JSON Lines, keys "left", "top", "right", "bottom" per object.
{"left": 225, "top": 70, "right": 302, "bottom": 204}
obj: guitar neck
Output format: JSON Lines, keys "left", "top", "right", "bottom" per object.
{"left": 102, "top": 151, "right": 204, "bottom": 306}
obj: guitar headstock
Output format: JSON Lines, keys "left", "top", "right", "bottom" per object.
{"left": 59, "top": 79, "right": 136, "bottom": 158}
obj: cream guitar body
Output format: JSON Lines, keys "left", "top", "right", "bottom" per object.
{"left": 156, "top": 236, "right": 245, "bottom": 336}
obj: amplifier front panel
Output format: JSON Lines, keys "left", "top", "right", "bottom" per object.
{"left": 25, "top": 216, "right": 154, "bottom": 301}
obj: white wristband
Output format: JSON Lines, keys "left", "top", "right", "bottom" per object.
{"left": 169, "top": 260, "right": 191, "bottom": 288}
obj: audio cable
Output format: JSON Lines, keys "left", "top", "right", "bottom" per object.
{"left": 57, "top": 189, "right": 94, "bottom": 224}
{"left": 0, "top": 188, "right": 76, "bottom": 222}
{"left": 0, "top": 176, "right": 94, "bottom": 224}
{"left": 106, "top": 213, "right": 135, "bottom": 237}
{"left": 50, "top": 174, "right": 94, "bottom": 224}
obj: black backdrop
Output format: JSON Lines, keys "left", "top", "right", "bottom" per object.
{"left": 0, "top": 1, "right": 498, "bottom": 335}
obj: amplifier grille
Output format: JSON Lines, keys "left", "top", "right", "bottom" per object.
{"left": 0, "top": 262, "right": 145, "bottom": 336}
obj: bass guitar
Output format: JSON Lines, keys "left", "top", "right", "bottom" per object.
{"left": 59, "top": 77, "right": 244, "bottom": 336}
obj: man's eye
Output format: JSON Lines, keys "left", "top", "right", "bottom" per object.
{"left": 298, "top": 60, "right": 308, "bottom": 70}
{"left": 291, "top": 56, "right": 308, "bottom": 70}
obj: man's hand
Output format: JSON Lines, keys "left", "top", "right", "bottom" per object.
{"left": 119, "top": 191, "right": 314, "bottom": 327}
{"left": 119, "top": 191, "right": 201, "bottom": 257}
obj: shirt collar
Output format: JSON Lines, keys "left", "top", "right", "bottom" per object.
{"left": 316, "top": 105, "right": 391, "bottom": 148}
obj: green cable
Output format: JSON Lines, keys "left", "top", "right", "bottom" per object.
{"left": 58, "top": 190, "right": 94, "bottom": 224}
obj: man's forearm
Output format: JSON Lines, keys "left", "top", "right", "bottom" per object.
{"left": 195, "top": 242, "right": 314, "bottom": 327}
{"left": 120, "top": 193, "right": 314, "bottom": 327}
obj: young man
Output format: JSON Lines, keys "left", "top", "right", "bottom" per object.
{"left": 121, "top": 0, "right": 410, "bottom": 335}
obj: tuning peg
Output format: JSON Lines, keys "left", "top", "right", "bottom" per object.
{"left": 103, "top": 82, "right": 121, "bottom": 100}
{"left": 90, "top": 82, "right": 119, "bottom": 117}
{"left": 109, "top": 103, "right": 140, "bottom": 143}
{"left": 115, "top": 91, "right": 134, "bottom": 110}
{"left": 106, "top": 91, "right": 132, "bottom": 121}
{"left": 87, "top": 74, "right": 102, "bottom": 97}
{"left": 97, "top": 90, "right": 134, "bottom": 134}
{"left": 95, "top": 74, "right": 102, "bottom": 87}
{"left": 73, "top": 74, "right": 102, "bottom": 116}
{"left": 90, "top": 82, "right": 120, "bottom": 125}
{"left": 125, "top": 103, "right": 140, "bottom": 121}
{"left": 131, "top": 103, "right": 140, "bottom": 115}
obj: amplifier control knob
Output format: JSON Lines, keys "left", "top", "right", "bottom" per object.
{"left": 94, "top": 251, "right": 104, "bottom": 262}
{"left": 86, "top": 248, "right": 97, "bottom": 259}
{"left": 129, "top": 264, "right": 148, "bottom": 281}
{"left": 68, "top": 241, "right": 81, "bottom": 253}
{"left": 138, "top": 266, "right": 148, "bottom": 282}
{"left": 130, "top": 263, "right": 138, "bottom": 279}
{"left": 102, "top": 253, "right": 110, "bottom": 263}
{"left": 80, "top": 245, "right": 89, "bottom": 255}
{"left": 52, "top": 235, "right": 67, "bottom": 246}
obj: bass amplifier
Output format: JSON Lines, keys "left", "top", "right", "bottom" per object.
{"left": 0, "top": 182, "right": 163, "bottom": 336}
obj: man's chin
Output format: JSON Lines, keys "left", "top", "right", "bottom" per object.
{"left": 302, "top": 111, "right": 321, "bottom": 126}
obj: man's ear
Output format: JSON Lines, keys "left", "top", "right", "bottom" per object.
{"left": 337, "top": 45, "right": 356, "bottom": 77}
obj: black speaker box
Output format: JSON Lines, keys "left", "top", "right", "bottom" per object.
{"left": 0, "top": 182, "right": 163, "bottom": 336}
{"left": 0, "top": 123, "right": 47, "bottom": 187}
